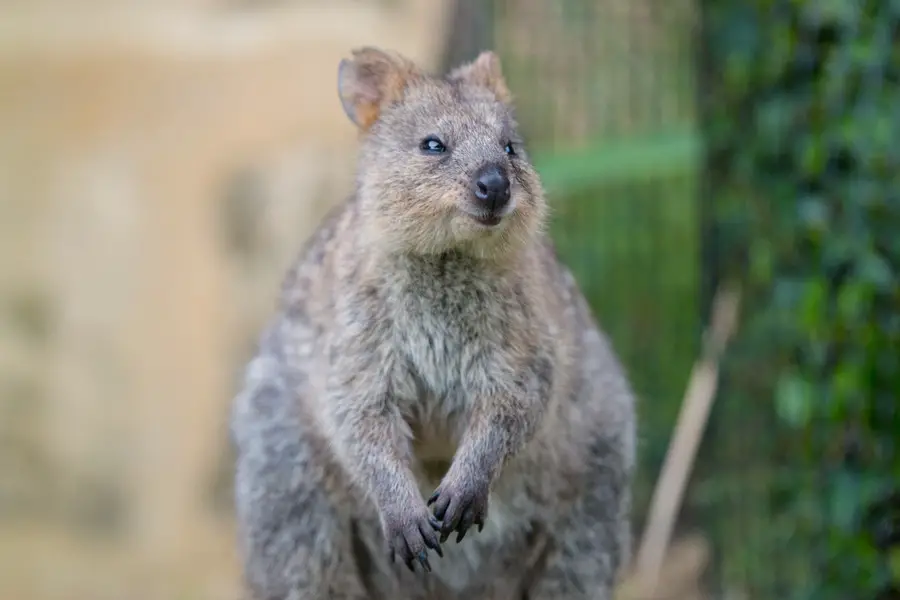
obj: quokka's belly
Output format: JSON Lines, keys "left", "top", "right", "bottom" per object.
{"left": 410, "top": 422, "right": 457, "bottom": 492}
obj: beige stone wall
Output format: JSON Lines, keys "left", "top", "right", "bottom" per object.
{"left": 0, "top": 2, "right": 451, "bottom": 598}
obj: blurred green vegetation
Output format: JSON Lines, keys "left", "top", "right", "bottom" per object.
{"left": 702, "top": 0, "right": 900, "bottom": 597}
{"left": 488, "top": 0, "right": 704, "bottom": 533}
{"left": 479, "top": 0, "right": 900, "bottom": 596}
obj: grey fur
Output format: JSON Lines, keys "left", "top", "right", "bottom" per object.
{"left": 230, "top": 47, "right": 636, "bottom": 600}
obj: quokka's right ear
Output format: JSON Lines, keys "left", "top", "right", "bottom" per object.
{"left": 337, "top": 47, "right": 420, "bottom": 131}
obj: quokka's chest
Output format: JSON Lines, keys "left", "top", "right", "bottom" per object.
{"left": 388, "top": 306, "right": 484, "bottom": 470}
{"left": 390, "top": 286, "right": 507, "bottom": 401}
{"left": 383, "top": 255, "right": 520, "bottom": 419}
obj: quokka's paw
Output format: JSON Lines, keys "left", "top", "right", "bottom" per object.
{"left": 384, "top": 508, "right": 443, "bottom": 573}
{"left": 428, "top": 474, "right": 489, "bottom": 544}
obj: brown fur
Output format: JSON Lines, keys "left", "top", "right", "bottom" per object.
{"left": 230, "top": 47, "right": 636, "bottom": 600}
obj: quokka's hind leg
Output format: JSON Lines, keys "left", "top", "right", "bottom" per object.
{"left": 231, "top": 361, "right": 371, "bottom": 600}
{"left": 522, "top": 436, "right": 632, "bottom": 600}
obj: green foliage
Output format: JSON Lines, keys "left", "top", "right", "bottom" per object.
{"left": 703, "top": 0, "right": 900, "bottom": 596}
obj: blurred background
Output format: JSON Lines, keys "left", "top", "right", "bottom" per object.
{"left": 0, "top": 1, "right": 897, "bottom": 599}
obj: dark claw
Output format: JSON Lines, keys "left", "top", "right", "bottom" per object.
{"left": 405, "top": 555, "right": 416, "bottom": 573}
{"left": 440, "top": 499, "right": 463, "bottom": 540}
{"left": 420, "top": 521, "right": 443, "bottom": 558}
{"left": 475, "top": 516, "right": 485, "bottom": 532}
{"left": 427, "top": 490, "right": 440, "bottom": 506}
{"left": 434, "top": 504, "right": 447, "bottom": 521}
{"left": 457, "top": 509, "right": 475, "bottom": 543}
{"left": 418, "top": 551, "right": 432, "bottom": 572}
{"left": 428, "top": 543, "right": 443, "bottom": 559}
{"left": 428, "top": 514, "right": 442, "bottom": 532}
{"left": 423, "top": 531, "right": 443, "bottom": 557}
{"left": 431, "top": 493, "right": 451, "bottom": 521}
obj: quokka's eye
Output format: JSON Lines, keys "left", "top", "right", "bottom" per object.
{"left": 420, "top": 136, "right": 447, "bottom": 154}
{"left": 504, "top": 142, "right": 517, "bottom": 156}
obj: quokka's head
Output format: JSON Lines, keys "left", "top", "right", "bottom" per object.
{"left": 338, "top": 47, "right": 547, "bottom": 258}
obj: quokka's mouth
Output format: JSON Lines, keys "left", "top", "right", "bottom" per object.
{"left": 461, "top": 198, "right": 515, "bottom": 228}
{"left": 470, "top": 214, "right": 503, "bottom": 227}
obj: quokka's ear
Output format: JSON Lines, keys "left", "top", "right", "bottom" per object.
{"left": 337, "top": 47, "right": 420, "bottom": 131}
{"left": 446, "top": 50, "right": 511, "bottom": 104}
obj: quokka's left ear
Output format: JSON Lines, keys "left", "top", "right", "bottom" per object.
{"left": 446, "top": 51, "right": 512, "bottom": 104}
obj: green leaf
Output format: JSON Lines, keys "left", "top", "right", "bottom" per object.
{"left": 829, "top": 471, "right": 861, "bottom": 532}
{"left": 857, "top": 251, "right": 894, "bottom": 290}
{"left": 890, "top": 547, "right": 900, "bottom": 584}
{"left": 800, "top": 278, "right": 828, "bottom": 331}
{"left": 837, "top": 282, "right": 871, "bottom": 322}
{"left": 776, "top": 373, "right": 815, "bottom": 427}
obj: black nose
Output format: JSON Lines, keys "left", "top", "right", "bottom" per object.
{"left": 472, "top": 164, "right": 511, "bottom": 211}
